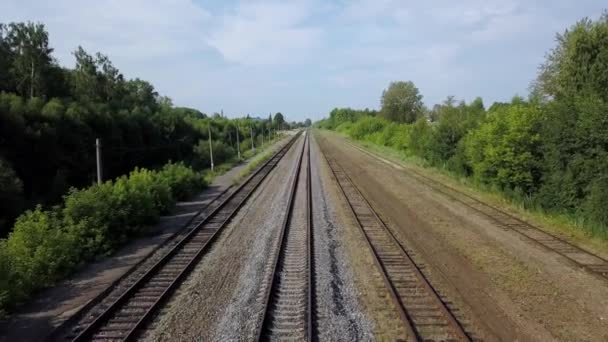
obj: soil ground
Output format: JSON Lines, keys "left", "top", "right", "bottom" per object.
{"left": 317, "top": 130, "right": 608, "bottom": 341}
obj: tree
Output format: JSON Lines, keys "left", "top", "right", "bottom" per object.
{"left": 71, "top": 46, "right": 99, "bottom": 103}
{"left": 5, "top": 22, "right": 53, "bottom": 98}
{"left": 380, "top": 81, "right": 424, "bottom": 123}
{"left": 304, "top": 118, "right": 312, "bottom": 127}
{"left": 0, "top": 158, "right": 23, "bottom": 237}
{"left": 464, "top": 102, "right": 543, "bottom": 194}
{"left": 0, "top": 24, "right": 15, "bottom": 92}
{"left": 535, "top": 13, "right": 608, "bottom": 101}
{"left": 273, "top": 112, "right": 285, "bottom": 129}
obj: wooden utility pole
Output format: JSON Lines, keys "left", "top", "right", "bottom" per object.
{"left": 95, "top": 138, "right": 103, "bottom": 184}
{"left": 208, "top": 125, "right": 214, "bottom": 172}
{"left": 250, "top": 126, "right": 255, "bottom": 153}
{"left": 236, "top": 124, "right": 241, "bottom": 159}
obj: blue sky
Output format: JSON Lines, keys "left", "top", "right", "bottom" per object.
{"left": 1, "top": 1, "right": 606, "bottom": 121}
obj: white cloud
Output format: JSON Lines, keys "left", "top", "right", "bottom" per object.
{"left": 1, "top": 0, "right": 212, "bottom": 65}
{"left": 207, "top": 1, "right": 322, "bottom": 65}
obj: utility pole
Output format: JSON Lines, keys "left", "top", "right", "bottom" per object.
{"left": 95, "top": 138, "right": 103, "bottom": 185}
{"left": 261, "top": 128, "right": 264, "bottom": 148}
{"left": 250, "top": 126, "right": 255, "bottom": 153}
{"left": 208, "top": 125, "right": 214, "bottom": 172}
{"left": 236, "top": 124, "right": 241, "bottom": 160}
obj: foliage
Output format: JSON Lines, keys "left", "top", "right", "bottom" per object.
{"left": 0, "top": 158, "right": 23, "bottom": 236}
{"left": 0, "top": 21, "right": 285, "bottom": 233}
{"left": 380, "top": 81, "right": 424, "bottom": 123}
{"left": 464, "top": 102, "right": 543, "bottom": 194}
{"left": 157, "top": 162, "right": 206, "bottom": 200}
{"left": 0, "top": 161, "right": 205, "bottom": 313}
{"left": 535, "top": 12, "right": 608, "bottom": 102}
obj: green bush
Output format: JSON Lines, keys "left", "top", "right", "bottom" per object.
{"left": 582, "top": 176, "right": 608, "bottom": 233}
{"left": 348, "top": 116, "right": 388, "bottom": 140}
{"left": 5, "top": 207, "right": 78, "bottom": 306}
{"left": 464, "top": 103, "right": 543, "bottom": 194}
{"left": 63, "top": 182, "right": 120, "bottom": 257}
{"left": 409, "top": 118, "right": 434, "bottom": 159}
{"left": 0, "top": 158, "right": 24, "bottom": 236}
{"left": 0, "top": 161, "right": 205, "bottom": 313}
{"left": 157, "top": 162, "right": 206, "bottom": 200}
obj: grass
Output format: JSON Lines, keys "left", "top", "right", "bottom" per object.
{"left": 321, "top": 129, "right": 608, "bottom": 257}
{"left": 199, "top": 135, "right": 288, "bottom": 187}
{"left": 231, "top": 135, "right": 288, "bottom": 185}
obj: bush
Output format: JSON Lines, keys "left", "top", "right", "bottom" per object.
{"left": 0, "top": 161, "right": 204, "bottom": 314}
{"left": 41, "top": 98, "right": 65, "bottom": 118}
{"left": 4, "top": 207, "right": 78, "bottom": 307}
{"left": 464, "top": 103, "right": 543, "bottom": 194}
{"left": 409, "top": 118, "right": 434, "bottom": 159}
{"left": 348, "top": 116, "right": 388, "bottom": 140}
{"left": 63, "top": 182, "right": 120, "bottom": 257}
{"left": 0, "top": 158, "right": 24, "bottom": 237}
{"left": 157, "top": 162, "right": 206, "bottom": 200}
{"left": 115, "top": 168, "right": 173, "bottom": 224}
{"left": 582, "top": 176, "right": 608, "bottom": 231}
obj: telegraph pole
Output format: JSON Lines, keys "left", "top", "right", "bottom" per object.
{"left": 236, "top": 124, "right": 241, "bottom": 160}
{"left": 250, "top": 126, "right": 255, "bottom": 153}
{"left": 95, "top": 138, "right": 103, "bottom": 184}
{"left": 208, "top": 125, "right": 214, "bottom": 172}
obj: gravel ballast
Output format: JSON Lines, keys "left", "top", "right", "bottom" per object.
{"left": 144, "top": 135, "right": 305, "bottom": 341}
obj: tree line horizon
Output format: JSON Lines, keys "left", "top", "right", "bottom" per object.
{"left": 0, "top": 21, "right": 311, "bottom": 237}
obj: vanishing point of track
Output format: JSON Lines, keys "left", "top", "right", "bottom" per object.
{"left": 256, "top": 131, "right": 314, "bottom": 341}
{"left": 69, "top": 132, "right": 301, "bottom": 342}
{"left": 320, "top": 145, "right": 471, "bottom": 341}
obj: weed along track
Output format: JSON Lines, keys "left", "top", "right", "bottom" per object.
{"left": 64, "top": 133, "right": 301, "bottom": 342}
{"left": 404, "top": 169, "right": 608, "bottom": 280}
{"left": 320, "top": 146, "right": 472, "bottom": 341}
{"left": 346, "top": 141, "right": 608, "bottom": 282}
{"left": 256, "top": 131, "right": 314, "bottom": 341}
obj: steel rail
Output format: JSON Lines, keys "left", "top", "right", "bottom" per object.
{"left": 345, "top": 140, "right": 608, "bottom": 281}
{"left": 320, "top": 145, "right": 470, "bottom": 341}
{"left": 255, "top": 131, "right": 311, "bottom": 341}
{"left": 71, "top": 132, "right": 301, "bottom": 342}
{"left": 306, "top": 132, "right": 314, "bottom": 341}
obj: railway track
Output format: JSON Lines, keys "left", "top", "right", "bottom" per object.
{"left": 345, "top": 141, "right": 608, "bottom": 282}
{"left": 256, "top": 131, "right": 314, "bottom": 341}
{"left": 321, "top": 148, "right": 471, "bottom": 341}
{"left": 65, "top": 132, "right": 301, "bottom": 342}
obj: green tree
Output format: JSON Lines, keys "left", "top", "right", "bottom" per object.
{"left": 5, "top": 22, "right": 53, "bottom": 98}
{"left": 0, "top": 159, "right": 23, "bottom": 236}
{"left": 0, "top": 24, "right": 15, "bottom": 92}
{"left": 273, "top": 112, "right": 285, "bottom": 128}
{"left": 71, "top": 46, "right": 99, "bottom": 103}
{"left": 380, "top": 81, "right": 424, "bottom": 123}
{"left": 464, "top": 102, "right": 543, "bottom": 194}
{"left": 535, "top": 13, "right": 608, "bottom": 101}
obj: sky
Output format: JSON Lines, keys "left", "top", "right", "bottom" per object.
{"left": 1, "top": 1, "right": 606, "bottom": 121}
